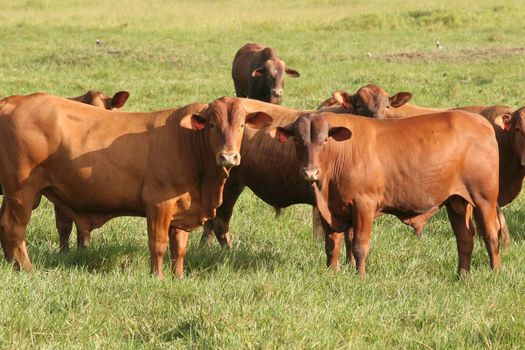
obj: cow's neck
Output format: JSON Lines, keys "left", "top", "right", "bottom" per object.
{"left": 194, "top": 134, "right": 228, "bottom": 221}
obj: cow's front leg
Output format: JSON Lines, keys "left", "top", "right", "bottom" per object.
{"left": 169, "top": 227, "right": 189, "bottom": 278}
{"left": 201, "top": 181, "right": 245, "bottom": 248}
{"left": 146, "top": 201, "right": 175, "bottom": 279}
{"left": 352, "top": 205, "right": 374, "bottom": 279}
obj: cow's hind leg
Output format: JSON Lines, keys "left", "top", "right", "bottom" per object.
{"left": 201, "top": 182, "right": 245, "bottom": 248}
{"left": 473, "top": 199, "right": 501, "bottom": 271}
{"left": 0, "top": 191, "right": 38, "bottom": 271}
{"left": 55, "top": 206, "right": 73, "bottom": 252}
{"left": 497, "top": 206, "right": 511, "bottom": 248}
{"left": 169, "top": 227, "right": 189, "bottom": 278}
{"left": 445, "top": 199, "right": 474, "bottom": 277}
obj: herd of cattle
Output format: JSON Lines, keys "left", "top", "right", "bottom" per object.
{"left": 0, "top": 42, "right": 523, "bottom": 279}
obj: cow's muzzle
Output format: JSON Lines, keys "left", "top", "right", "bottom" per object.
{"left": 302, "top": 167, "right": 320, "bottom": 182}
{"left": 217, "top": 151, "right": 241, "bottom": 169}
{"left": 271, "top": 88, "right": 283, "bottom": 97}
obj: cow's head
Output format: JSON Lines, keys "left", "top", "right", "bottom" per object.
{"left": 273, "top": 112, "right": 351, "bottom": 182}
{"left": 70, "top": 90, "right": 130, "bottom": 110}
{"left": 325, "top": 84, "right": 412, "bottom": 118}
{"left": 181, "top": 97, "right": 273, "bottom": 170}
{"left": 495, "top": 107, "right": 525, "bottom": 166}
{"left": 251, "top": 52, "right": 300, "bottom": 105}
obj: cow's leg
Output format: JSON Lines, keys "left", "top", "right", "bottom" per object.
{"left": 472, "top": 199, "right": 501, "bottom": 272}
{"left": 55, "top": 206, "right": 73, "bottom": 252}
{"left": 0, "top": 193, "right": 36, "bottom": 271}
{"left": 168, "top": 227, "right": 189, "bottom": 278}
{"left": 352, "top": 206, "right": 374, "bottom": 278}
{"left": 497, "top": 206, "right": 511, "bottom": 248}
{"left": 146, "top": 202, "right": 175, "bottom": 278}
{"left": 446, "top": 201, "right": 474, "bottom": 276}
{"left": 324, "top": 230, "right": 343, "bottom": 271}
{"left": 344, "top": 227, "right": 355, "bottom": 267}
{"left": 201, "top": 181, "right": 245, "bottom": 248}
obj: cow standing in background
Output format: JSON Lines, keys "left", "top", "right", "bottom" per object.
{"left": 275, "top": 111, "right": 501, "bottom": 277}
{"left": 0, "top": 94, "right": 272, "bottom": 277}
{"left": 69, "top": 90, "right": 130, "bottom": 110}
{"left": 232, "top": 43, "right": 300, "bottom": 105}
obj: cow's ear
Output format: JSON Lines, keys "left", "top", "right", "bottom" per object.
{"left": 389, "top": 92, "right": 412, "bottom": 108}
{"left": 180, "top": 114, "right": 207, "bottom": 131}
{"left": 329, "top": 126, "right": 352, "bottom": 141}
{"left": 270, "top": 125, "right": 293, "bottom": 143}
{"left": 333, "top": 90, "right": 352, "bottom": 109}
{"left": 246, "top": 112, "right": 273, "bottom": 129}
{"left": 285, "top": 67, "right": 300, "bottom": 78}
{"left": 111, "top": 91, "right": 130, "bottom": 109}
{"left": 494, "top": 114, "right": 513, "bottom": 131}
{"left": 251, "top": 66, "right": 265, "bottom": 78}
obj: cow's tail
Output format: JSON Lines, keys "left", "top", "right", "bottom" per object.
{"left": 312, "top": 207, "right": 325, "bottom": 242}
{"left": 273, "top": 206, "right": 282, "bottom": 218}
{"left": 497, "top": 206, "right": 511, "bottom": 248}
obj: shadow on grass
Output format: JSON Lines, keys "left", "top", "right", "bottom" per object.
{"left": 183, "top": 239, "right": 286, "bottom": 276}
{"left": 19, "top": 234, "right": 286, "bottom": 276}
{"left": 30, "top": 241, "right": 144, "bottom": 274}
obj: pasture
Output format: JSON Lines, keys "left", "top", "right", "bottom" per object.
{"left": 1, "top": 0, "right": 525, "bottom": 347}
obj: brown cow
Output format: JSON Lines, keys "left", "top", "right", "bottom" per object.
{"left": 318, "top": 86, "right": 510, "bottom": 245}
{"left": 0, "top": 94, "right": 272, "bottom": 277}
{"left": 69, "top": 90, "right": 130, "bottom": 110}
{"left": 232, "top": 43, "right": 300, "bottom": 105}
{"left": 319, "top": 84, "right": 444, "bottom": 118}
{"left": 274, "top": 111, "right": 501, "bottom": 277}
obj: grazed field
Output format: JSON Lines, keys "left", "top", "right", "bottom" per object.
{"left": 1, "top": 0, "right": 525, "bottom": 348}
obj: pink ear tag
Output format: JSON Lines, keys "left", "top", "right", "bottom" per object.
{"left": 342, "top": 101, "right": 351, "bottom": 110}
{"left": 193, "top": 120, "right": 206, "bottom": 130}
{"left": 278, "top": 130, "right": 288, "bottom": 143}
{"left": 504, "top": 123, "right": 511, "bottom": 131}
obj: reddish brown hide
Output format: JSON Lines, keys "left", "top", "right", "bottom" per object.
{"left": 275, "top": 111, "right": 501, "bottom": 277}
{"left": 0, "top": 94, "right": 272, "bottom": 277}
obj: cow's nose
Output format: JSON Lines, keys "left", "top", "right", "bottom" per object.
{"left": 271, "top": 88, "right": 283, "bottom": 97}
{"left": 217, "top": 152, "right": 241, "bottom": 168}
{"left": 302, "top": 167, "right": 320, "bottom": 182}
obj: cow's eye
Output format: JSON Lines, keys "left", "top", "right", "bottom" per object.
{"left": 386, "top": 105, "right": 391, "bottom": 109}
{"left": 209, "top": 122, "right": 215, "bottom": 129}
{"left": 240, "top": 124, "right": 245, "bottom": 129}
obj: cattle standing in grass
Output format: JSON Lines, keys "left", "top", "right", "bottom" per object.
{"left": 274, "top": 111, "right": 501, "bottom": 277}
{"left": 232, "top": 43, "right": 300, "bottom": 105}
{"left": 0, "top": 94, "right": 272, "bottom": 277}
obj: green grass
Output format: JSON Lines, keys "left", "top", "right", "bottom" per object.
{"left": 1, "top": 0, "right": 525, "bottom": 347}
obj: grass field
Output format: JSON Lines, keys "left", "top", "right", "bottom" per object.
{"left": 1, "top": 0, "right": 525, "bottom": 348}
